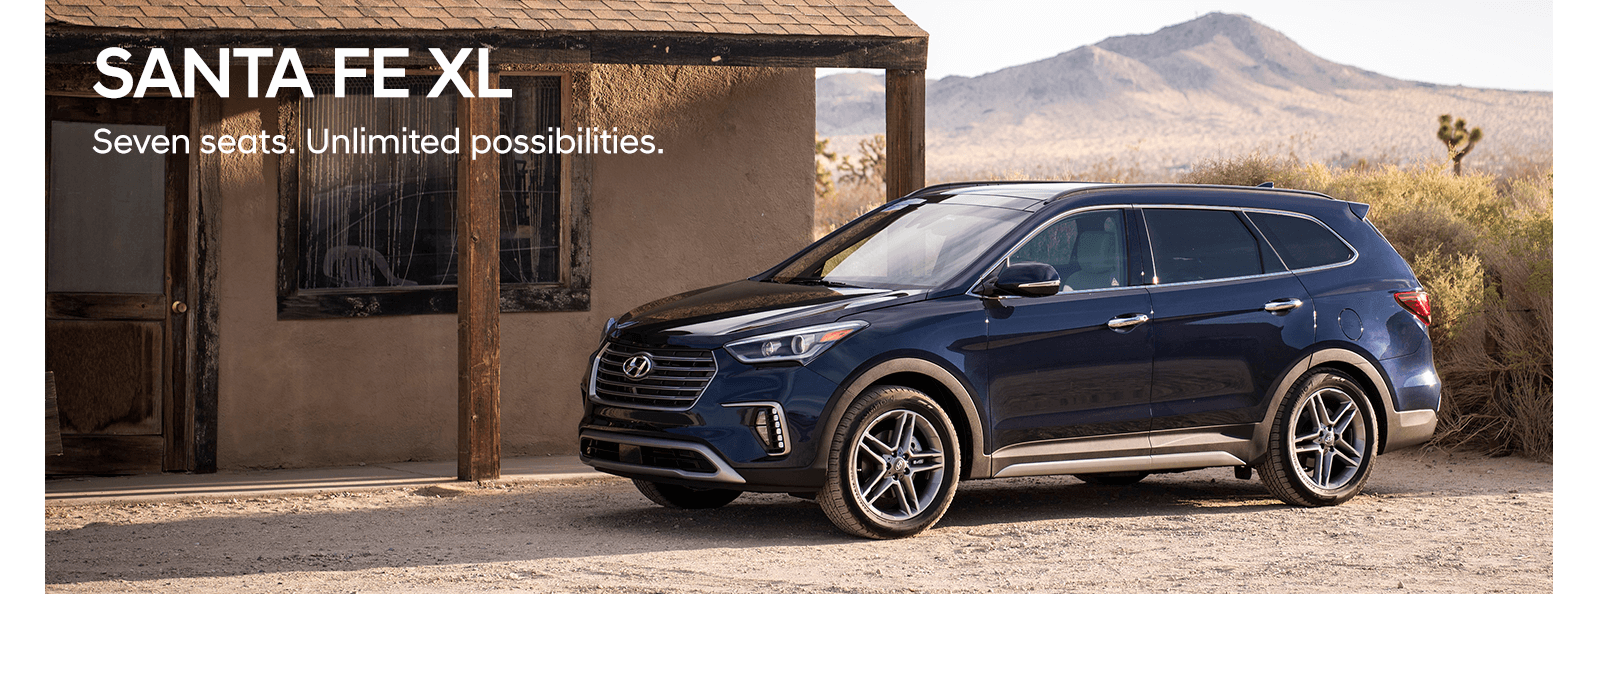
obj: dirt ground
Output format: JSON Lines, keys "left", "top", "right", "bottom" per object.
{"left": 44, "top": 446, "right": 1552, "bottom": 593}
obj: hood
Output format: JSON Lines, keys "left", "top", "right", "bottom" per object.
{"left": 610, "top": 279, "right": 922, "bottom": 346}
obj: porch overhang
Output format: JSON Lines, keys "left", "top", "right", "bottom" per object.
{"left": 46, "top": 28, "right": 928, "bottom": 71}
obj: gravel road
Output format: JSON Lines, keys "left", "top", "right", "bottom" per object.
{"left": 45, "top": 447, "right": 1552, "bottom": 593}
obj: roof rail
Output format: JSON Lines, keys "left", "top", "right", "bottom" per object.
{"left": 1046, "top": 182, "right": 1334, "bottom": 203}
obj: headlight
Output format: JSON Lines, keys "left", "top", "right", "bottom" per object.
{"left": 723, "top": 321, "right": 868, "bottom": 365}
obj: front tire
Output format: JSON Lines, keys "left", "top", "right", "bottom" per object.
{"left": 818, "top": 386, "right": 961, "bottom": 539}
{"left": 633, "top": 479, "right": 741, "bottom": 509}
{"left": 1259, "top": 369, "right": 1379, "bottom": 507}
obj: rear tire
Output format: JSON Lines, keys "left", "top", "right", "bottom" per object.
{"left": 1073, "top": 472, "right": 1148, "bottom": 486}
{"left": 1259, "top": 369, "right": 1379, "bottom": 507}
{"left": 633, "top": 479, "right": 741, "bottom": 509}
{"left": 818, "top": 385, "right": 961, "bottom": 539}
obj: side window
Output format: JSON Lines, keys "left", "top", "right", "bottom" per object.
{"left": 1009, "top": 210, "right": 1126, "bottom": 291}
{"left": 1144, "top": 209, "right": 1262, "bottom": 284}
{"left": 1247, "top": 212, "right": 1354, "bottom": 269}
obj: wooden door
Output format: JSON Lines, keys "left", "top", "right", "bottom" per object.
{"left": 46, "top": 96, "right": 190, "bottom": 475}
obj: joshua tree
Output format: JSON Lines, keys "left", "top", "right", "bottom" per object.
{"left": 1436, "top": 114, "right": 1483, "bottom": 176}
{"left": 815, "top": 138, "right": 837, "bottom": 198}
{"left": 838, "top": 134, "right": 886, "bottom": 186}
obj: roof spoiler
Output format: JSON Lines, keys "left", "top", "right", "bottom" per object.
{"left": 1348, "top": 202, "right": 1371, "bottom": 220}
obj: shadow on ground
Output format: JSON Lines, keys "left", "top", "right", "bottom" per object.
{"left": 50, "top": 457, "right": 1543, "bottom": 587}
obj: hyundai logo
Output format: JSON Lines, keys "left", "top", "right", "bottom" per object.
{"left": 621, "top": 353, "right": 655, "bottom": 379}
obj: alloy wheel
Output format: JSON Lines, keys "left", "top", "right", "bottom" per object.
{"left": 852, "top": 409, "right": 946, "bottom": 521}
{"left": 1289, "top": 387, "right": 1368, "bottom": 490}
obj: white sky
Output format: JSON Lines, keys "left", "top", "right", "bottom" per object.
{"left": 824, "top": 0, "right": 1554, "bottom": 91}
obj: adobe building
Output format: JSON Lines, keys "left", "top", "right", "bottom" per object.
{"left": 44, "top": 1, "right": 927, "bottom": 476}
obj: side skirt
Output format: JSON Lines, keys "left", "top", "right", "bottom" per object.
{"left": 992, "top": 451, "right": 1244, "bottom": 478}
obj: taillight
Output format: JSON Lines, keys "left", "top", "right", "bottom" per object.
{"left": 1394, "top": 290, "right": 1431, "bottom": 326}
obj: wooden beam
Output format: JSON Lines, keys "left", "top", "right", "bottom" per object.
{"left": 457, "top": 71, "right": 502, "bottom": 482}
{"left": 885, "top": 69, "right": 926, "bottom": 200}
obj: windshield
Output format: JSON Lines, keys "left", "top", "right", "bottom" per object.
{"left": 769, "top": 197, "right": 1031, "bottom": 289}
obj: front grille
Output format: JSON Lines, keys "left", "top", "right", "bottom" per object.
{"left": 581, "top": 438, "right": 716, "bottom": 474}
{"left": 592, "top": 342, "right": 716, "bottom": 409}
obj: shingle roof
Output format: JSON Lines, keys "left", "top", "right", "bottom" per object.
{"left": 44, "top": 1, "right": 926, "bottom": 38}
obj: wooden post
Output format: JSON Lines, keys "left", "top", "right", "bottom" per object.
{"left": 884, "top": 68, "right": 925, "bottom": 201}
{"left": 457, "top": 72, "right": 502, "bottom": 481}
{"left": 46, "top": 372, "right": 63, "bottom": 460}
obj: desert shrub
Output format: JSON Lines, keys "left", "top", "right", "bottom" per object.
{"left": 1183, "top": 153, "right": 1311, "bottom": 189}
{"left": 813, "top": 177, "right": 884, "bottom": 240}
{"left": 931, "top": 157, "right": 1158, "bottom": 185}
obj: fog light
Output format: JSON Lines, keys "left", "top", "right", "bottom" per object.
{"left": 725, "top": 402, "right": 788, "bottom": 456}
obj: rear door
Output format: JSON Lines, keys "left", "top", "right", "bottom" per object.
{"left": 1139, "top": 207, "right": 1315, "bottom": 459}
{"left": 46, "top": 96, "right": 191, "bottom": 475}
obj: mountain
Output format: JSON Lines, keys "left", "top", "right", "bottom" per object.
{"left": 817, "top": 13, "right": 1551, "bottom": 175}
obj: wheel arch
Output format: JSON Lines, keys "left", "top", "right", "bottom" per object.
{"left": 1249, "top": 344, "right": 1400, "bottom": 461}
{"left": 818, "top": 354, "right": 989, "bottom": 481}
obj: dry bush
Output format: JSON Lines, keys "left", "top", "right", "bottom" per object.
{"left": 813, "top": 178, "right": 884, "bottom": 240}
{"left": 930, "top": 156, "right": 1163, "bottom": 185}
{"left": 1182, "top": 152, "right": 1310, "bottom": 188}
{"left": 814, "top": 156, "right": 1161, "bottom": 240}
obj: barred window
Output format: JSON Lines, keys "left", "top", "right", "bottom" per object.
{"left": 279, "top": 72, "right": 580, "bottom": 318}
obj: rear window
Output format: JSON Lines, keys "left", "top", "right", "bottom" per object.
{"left": 1247, "top": 212, "right": 1353, "bottom": 270}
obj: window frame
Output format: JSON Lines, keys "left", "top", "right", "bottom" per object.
{"left": 275, "top": 66, "right": 592, "bottom": 319}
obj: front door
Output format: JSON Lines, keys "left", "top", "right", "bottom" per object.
{"left": 46, "top": 96, "right": 191, "bottom": 475}
{"left": 984, "top": 209, "right": 1154, "bottom": 474}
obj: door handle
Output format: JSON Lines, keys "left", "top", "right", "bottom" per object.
{"left": 1107, "top": 313, "right": 1149, "bottom": 329}
{"left": 171, "top": 301, "right": 188, "bottom": 314}
{"left": 1263, "top": 298, "right": 1302, "bottom": 313}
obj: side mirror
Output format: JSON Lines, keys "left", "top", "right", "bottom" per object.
{"left": 978, "top": 261, "right": 1060, "bottom": 298}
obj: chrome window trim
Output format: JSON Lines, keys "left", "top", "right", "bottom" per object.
{"left": 587, "top": 341, "right": 717, "bottom": 412}
{"left": 1141, "top": 266, "right": 1303, "bottom": 290}
{"left": 721, "top": 401, "right": 791, "bottom": 457}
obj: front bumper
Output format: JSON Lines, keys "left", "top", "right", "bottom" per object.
{"left": 578, "top": 347, "right": 842, "bottom": 492}
{"left": 578, "top": 428, "right": 746, "bottom": 484}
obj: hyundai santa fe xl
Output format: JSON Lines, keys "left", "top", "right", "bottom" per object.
{"left": 579, "top": 182, "right": 1439, "bottom": 538}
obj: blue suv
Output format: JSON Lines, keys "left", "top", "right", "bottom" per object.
{"left": 579, "top": 182, "right": 1439, "bottom": 538}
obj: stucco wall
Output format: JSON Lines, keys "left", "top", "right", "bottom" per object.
{"left": 216, "top": 65, "right": 815, "bottom": 468}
